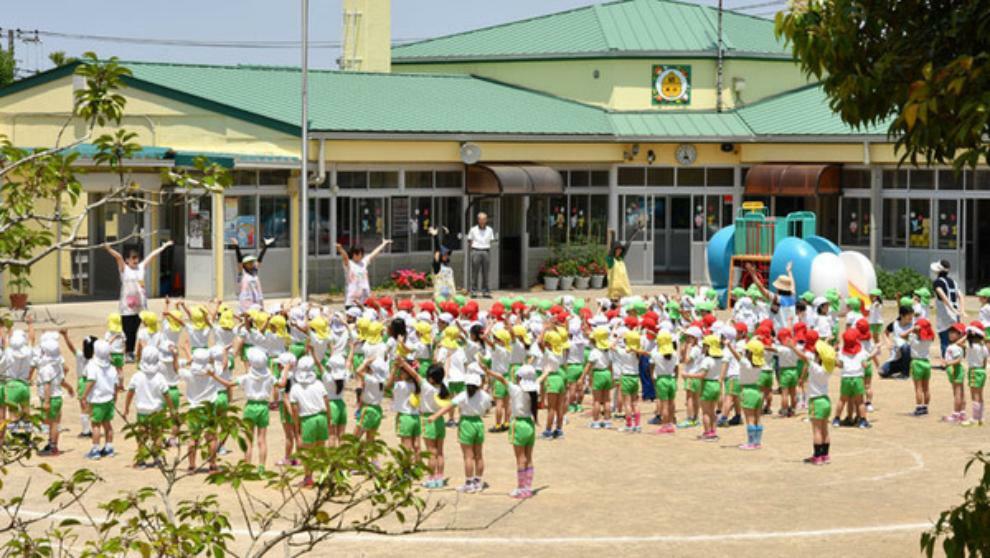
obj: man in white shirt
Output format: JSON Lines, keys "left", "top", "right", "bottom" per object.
{"left": 467, "top": 212, "right": 496, "bottom": 298}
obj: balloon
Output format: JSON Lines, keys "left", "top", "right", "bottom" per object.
{"left": 809, "top": 253, "right": 849, "bottom": 298}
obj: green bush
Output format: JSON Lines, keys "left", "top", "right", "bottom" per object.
{"left": 921, "top": 451, "right": 990, "bottom": 558}
{"left": 876, "top": 266, "right": 930, "bottom": 300}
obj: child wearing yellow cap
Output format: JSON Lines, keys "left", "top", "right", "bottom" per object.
{"left": 539, "top": 329, "right": 569, "bottom": 440}
{"left": 788, "top": 337, "right": 837, "bottom": 464}
{"left": 725, "top": 338, "right": 767, "bottom": 450}
{"left": 697, "top": 335, "right": 726, "bottom": 441}
{"left": 581, "top": 326, "right": 614, "bottom": 429}
{"left": 104, "top": 313, "right": 126, "bottom": 371}
{"left": 650, "top": 330, "right": 679, "bottom": 434}
{"left": 489, "top": 328, "right": 513, "bottom": 433}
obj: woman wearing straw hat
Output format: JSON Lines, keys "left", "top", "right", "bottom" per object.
{"left": 746, "top": 261, "right": 797, "bottom": 330}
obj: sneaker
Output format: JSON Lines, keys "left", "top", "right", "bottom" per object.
{"left": 840, "top": 417, "right": 855, "bottom": 427}
{"left": 802, "top": 455, "right": 819, "bottom": 464}
{"left": 589, "top": 421, "right": 601, "bottom": 429}
{"left": 541, "top": 429, "right": 554, "bottom": 439}
{"left": 919, "top": 406, "right": 929, "bottom": 415}
{"left": 676, "top": 420, "right": 696, "bottom": 429}
{"left": 912, "top": 407, "right": 926, "bottom": 417}
{"left": 819, "top": 455, "right": 831, "bottom": 465}
{"left": 217, "top": 446, "right": 231, "bottom": 456}
{"left": 960, "top": 419, "right": 982, "bottom": 427}
{"left": 77, "top": 431, "right": 92, "bottom": 439}
{"left": 125, "top": 353, "right": 136, "bottom": 364}
{"left": 738, "top": 443, "right": 759, "bottom": 451}
{"left": 552, "top": 429, "right": 563, "bottom": 439}
{"left": 727, "top": 415, "right": 742, "bottom": 426}
{"left": 866, "top": 402, "right": 875, "bottom": 412}
{"left": 632, "top": 425, "right": 642, "bottom": 433}
{"left": 785, "top": 408, "right": 795, "bottom": 418}
{"left": 716, "top": 416, "right": 728, "bottom": 428}
{"left": 85, "top": 448, "right": 102, "bottom": 460}
{"left": 648, "top": 415, "right": 662, "bottom": 425}
{"left": 101, "top": 447, "right": 116, "bottom": 458}
{"left": 601, "top": 420, "right": 612, "bottom": 429}
{"left": 475, "top": 480, "right": 489, "bottom": 492}
{"left": 446, "top": 419, "right": 457, "bottom": 428}
{"left": 762, "top": 406, "right": 772, "bottom": 415}
{"left": 38, "top": 446, "right": 60, "bottom": 457}
{"left": 488, "top": 425, "right": 501, "bottom": 433}
{"left": 858, "top": 419, "right": 872, "bottom": 429}
{"left": 456, "top": 482, "right": 475, "bottom": 493}
{"left": 702, "top": 432, "right": 719, "bottom": 442}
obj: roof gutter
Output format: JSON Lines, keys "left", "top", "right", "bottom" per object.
{"left": 311, "top": 131, "right": 895, "bottom": 144}
{"left": 391, "top": 50, "right": 794, "bottom": 64}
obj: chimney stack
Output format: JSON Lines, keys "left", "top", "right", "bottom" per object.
{"left": 340, "top": 0, "right": 391, "bottom": 72}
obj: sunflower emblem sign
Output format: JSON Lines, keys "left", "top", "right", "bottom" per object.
{"left": 652, "top": 65, "right": 691, "bottom": 105}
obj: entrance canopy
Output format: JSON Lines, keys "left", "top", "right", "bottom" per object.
{"left": 745, "top": 164, "right": 840, "bottom": 196}
{"left": 466, "top": 165, "right": 564, "bottom": 195}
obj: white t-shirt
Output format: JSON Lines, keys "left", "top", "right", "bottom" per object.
{"left": 775, "top": 344, "right": 798, "bottom": 368}
{"left": 566, "top": 337, "right": 588, "bottom": 364}
{"left": 238, "top": 372, "right": 274, "bottom": 401}
{"left": 391, "top": 380, "right": 420, "bottom": 415}
{"left": 180, "top": 369, "right": 219, "bottom": 408}
{"left": 85, "top": 362, "right": 119, "bottom": 404}
{"left": 945, "top": 344, "right": 964, "bottom": 367}
{"left": 542, "top": 351, "right": 563, "bottom": 374}
{"left": 127, "top": 372, "right": 169, "bottom": 414}
{"left": 699, "top": 355, "right": 721, "bottom": 381}
{"left": 652, "top": 352, "right": 679, "bottom": 377}
{"left": 839, "top": 352, "right": 867, "bottom": 378}
{"left": 910, "top": 337, "right": 933, "bottom": 360}
{"left": 467, "top": 225, "right": 495, "bottom": 250}
{"left": 509, "top": 341, "right": 527, "bottom": 365}
{"left": 419, "top": 380, "right": 446, "bottom": 414}
{"left": 36, "top": 360, "right": 65, "bottom": 398}
{"left": 361, "top": 375, "right": 385, "bottom": 405}
{"left": 587, "top": 348, "right": 610, "bottom": 371}
{"left": 437, "top": 347, "right": 466, "bottom": 384}
{"left": 104, "top": 332, "right": 125, "bottom": 354}
{"left": 815, "top": 315, "right": 833, "bottom": 340}
{"left": 289, "top": 381, "right": 328, "bottom": 417}
{"left": 737, "top": 358, "right": 760, "bottom": 385}
{"left": 508, "top": 384, "right": 534, "bottom": 418}
{"left": 452, "top": 389, "right": 492, "bottom": 417}
{"left": 187, "top": 326, "right": 211, "bottom": 348}
{"left": 869, "top": 301, "right": 883, "bottom": 324}
{"left": 967, "top": 343, "right": 988, "bottom": 368}
{"left": 683, "top": 345, "right": 704, "bottom": 378}
{"left": 213, "top": 326, "right": 237, "bottom": 348}
{"left": 805, "top": 361, "right": 830, "bottom": 398}
{"left": 610, "top": 348, "right": 639, "bottom": 377}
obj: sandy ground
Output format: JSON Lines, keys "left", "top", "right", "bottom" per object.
{"left": 3, "top": 295, "right": 987, "bottom": 557}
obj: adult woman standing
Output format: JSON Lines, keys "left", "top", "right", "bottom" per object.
{"left": 931, "top": 259, "right": 964, "bottom": 356}
{"left": 430, "top": 226, "right": 456, "bottom": 302}
{"left": 103, "top": 240, "right": 174, "bottom": 362}
{"left": 231, "top": 237, "right": 275, "bottom": 312}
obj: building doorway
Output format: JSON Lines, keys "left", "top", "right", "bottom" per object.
{"left": 499, "top": 196, "right": 524, "bottom": 289}
{"left": 965, "top": 199, "right": 990, "bottom": 293}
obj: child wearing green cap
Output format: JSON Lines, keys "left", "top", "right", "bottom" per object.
{"left": 868, "top": 289, "right": 884, "bottom": 343}
{"left": 978, "top": 288, "right": 990, "bottom": 337}
{"left": 912, "top": 288, "right": 931, "bottom": 321}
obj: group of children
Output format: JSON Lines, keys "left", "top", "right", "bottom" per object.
{"left": 2, "top": 275, "right": 988, "bottom": 497}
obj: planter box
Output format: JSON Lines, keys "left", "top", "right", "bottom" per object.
{"left": 590, "top": 275, "right": 605, "bottom": 289}
{"left": 8, "top": 293, "right": 27, "bottom": 310}
{"left": 560, "top": 276, "right": 575, "bottom": 290}
{"left": 575, "top": 276, "right": 590, "bottom": 290}
{"left": 543, "top": 277, "right": 560, "bottom": 291}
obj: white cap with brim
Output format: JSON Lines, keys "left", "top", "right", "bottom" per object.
{"left": 516, "top": 364, "right": 538, "bottom": 392}
{"left": 242, "top": 255, "right": 258, "bottom": 264}
{"left": 930, "top": 261, "right": 948, "bottom": 273}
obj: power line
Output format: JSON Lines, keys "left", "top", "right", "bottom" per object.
{"left": 731, "top": 0, "right": 787, "bottom": 10}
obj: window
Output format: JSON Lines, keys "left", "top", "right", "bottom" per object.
{"left": 910, "top": 169, "right": 934, "bottom": 190}
{"left": 435, "top": 171, "right": 462, "bottom": 190}
{"left": 840, "top": 198, "right": 870, "bottom": 246}
{"left": 618, "top": 167, "right": 646, "bottom": 186}
{"left": 224, "top": 196, "right": 257, "bottom": 249}
{"left": 437, "top": 197, "right": 462, "bottom": 249}
{"left": 355, "top": 198, "right": 386, "bottom": 251}
{"left": 678, "top": 168, "right": 705, "bottom": 187}
{"left": 622, "top": 195, "right": 649, "bottom": 240}
{"left": 971, "top": 170, "right": 990, "bottom": 190}
{"left": 369, "top": 171, "right": 399, "bottom": 189}
{"left": 389, "top": 197, "right": 411, "bottom": 253}
{"left": 647, "top": 167, "right": 674, "bottom": 186}
{"left": 405, "top": 171, "right": 433, "bottom": 189}
{"left": 589, "top": 194, "right": 608, "bottom": 242}
{"left": 233, "top": 170, "right": 258, "bottom": 186}
{"left": 908, "top": 198, "right": 931, "bottom": 248}
{"left": 568, "top": 195, "right": 589, "bottom": 239}
{"left": 694, "top": 195, "right": 723, "bottom": 241}
{"left": 883, "top": 198, "right": 906, "bottom": 248}
{"left": 569, "top": 170, "right": 590, "bottom": 187}
{"left": 548, "top": 195, "right": 567, "bottom": 245}
{"left": 259, "top": 196, "right": 290, "bottom": 248}
{"left": 258, "top": 169, "right": 289, "bottom": 185}
{"left": 307, "top": 198, "right": 332, "bottom": 255}
{"left": 591, "top": 170, "right": 609, "bottom": 186}
{"left": 883, "top": 169, "right": 907, "bottom": 190}
{"left": 842, "top": 169, "right": 870, "bottom": 189}
{"left": 938, "top": 169, "right": 963, "bottom": 190}
{"left": 707, "top": 168, "right": 734, "bottom": 187}
{"left": 937, "top": 199, "right": 958, "bottom": 249}
{"left": 528, "top": 196, "right": 549, "bottom": 247}
{"left": 187, "top": 196, "right": 212, "bottom": 250}
{"left": 338, "top": 171, "right": 367, "bottom": 189}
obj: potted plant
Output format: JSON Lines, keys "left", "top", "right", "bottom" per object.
{"left": 558, "top": 259, "right": 577, "bottom": 290}
{"left": 8, "top": 267, "right": 31, "bottom": 310}
{"left": 589, "top": 260, "right": 607, "bottom": 289}
{"left": 541, "top": 263, "right": 560, "bottom": 291}
{"left": 575, "top": 264, "right": 591, "bottom": 290}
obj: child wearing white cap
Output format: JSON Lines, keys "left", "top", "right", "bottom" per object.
{"left": 209, "top": 346, "right": 275, "bottom": 469}
{"left": 962, "top": 323, "right": 987, "bottom": 427}
{"left": 427, "top": 363, "right": 492, "bottom": 493}
{"left": 321, "top": 354, "right": 350, "bottom": 447}
{"left": 484, "top": 362, "right": 547, "bottom": 499}
{"left": 123, "top": 346, "right": 174, "bottom": 467}
{"left": 180, "top": 348, "right": 221, "bottom": 472}
{"left": 354, "top": 357, "right": 389, "bottom": 441}
{"left": 36, "top": 338, "right": 74, "bottom": 456}
{"left": 82, "top": 340, "right": 121, "bottom": 460}
{"left": 289, "top": 356, "right": 330, "bottom": 488}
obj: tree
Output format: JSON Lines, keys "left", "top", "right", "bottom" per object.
{"left": 48, "top": 51, "right": 78, "bottom": 67}
{"left": 0, "top": 49, "right": 14, "bottom": 87}
{"left": 921, "top": 452, "right": 990, "bottom": 557}
{"left": 776, "top": 0, "right": 990, "bottom": 168}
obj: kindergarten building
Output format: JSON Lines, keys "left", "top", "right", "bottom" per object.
{"left": 2, "top": 0, "right": 989, "bottom": 305}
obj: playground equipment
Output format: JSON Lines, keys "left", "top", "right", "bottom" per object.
{"left": 707, "top": 202, "right": 877, "bottom": 308}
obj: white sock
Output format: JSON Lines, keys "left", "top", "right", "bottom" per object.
{"left": 81, "top": 414, "right": 91, "bottom": 433}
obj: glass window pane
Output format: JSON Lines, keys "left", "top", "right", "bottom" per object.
{"left": 311, "top": 198, "right": 331, "bottom": 255}
{"left": 618, "top": 167, "right": 645, "bottom": 186}
{"left": 840, "top": 198, "right": 870, "bottom": 246}
{"left": 259, "top": 197, "right": 290, "bottom": 248}
{"left": 258, "top": 170, "right": 289, "bottom": 185}
{"left": 622, "top": 196, "right": 649, "bottom": 240}
{"left": 908, "top": 198, "right": 931, "bottom": 248}
{"left": 702, "top": 195, "right": 722, "bottom": 241}
{"left": 355, "top": 198, "right": 386, "bottom": 252}
{"left": 938, "top": 169, "right": 962, "bottom": 190}
{"left": 883, "top": 169, "right": 907, "bottom": 189}
{"left": 527, "top": 196, "right": 548, "bottom": 247}
{"left": 233, "top": 170, "right": 258, "bottom": 186}
{"left": 591, "top": 170, "right": 609, "bottom": 186}
{"left": 224, "top": 196, "right": 257, "bottom": 250}
{"left": 435, "top": 171, "right": 463, "bottom": 189}
{"left": 568, "top": 195, "right": 589, "bottom": 240}
{"left": 439, "top": 197, "right": 462, "bottom": 250}
{"left": 910, "top": 169, "right": 934, "bottom": 190}
{"left": 369, "top": 171, "right": 399, "bottom": 189}
{"left": 187, "top": 195, "right": 212, "bottom": 250}
{"left": 937, "top": 199, "right": 959, "bottom": 249}
{"left": 337, "top": 171, "right": 367, "bottom": 189}
{"left": 405, "top": 171, "right": 433, "bottom": 189}
{"left": 670, "top": 196, "right": 691, "bottom": 229}
{"left": 307, "top": 199, "right": 318, "bottom": 255}
{"left": 549, "top": 195, "right": 567, "bottom": 245}
{"left": 411, "top": 197, "right": 434, "bottom": 252}
{"left": 883, "top": 198, "right": 906, "bottom": 248}
{"left": 972, "top": 170, "right": 990, "bottom": 190}
{"left": 569, "top": 170, "right": 590, "bottom": 187}
{"left": 647, "top": 167, "right": 674, "bottom": 186}
{"left": 336, "top": 198, "right": 353, "bottom": 249}
{"left": 692, "top": 197, "right": 706, "bottom": 241}
{"left": 589, "top": 194, "right": 608, "bottom": 243}
{"left": 842, "top": 169, "right": 870, "bottom": 189}
{"left": 707, "top": 168, "right": 734, "bottom": 187}
{"left": 678, "top": 168, "right": 705, "bottom": 187}
{"left": 390, "top": 197, "right": 410, "bottom": 253}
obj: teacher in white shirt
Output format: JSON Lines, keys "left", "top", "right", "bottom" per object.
{"left": 467, "top": 212, "right": 495, "bottom": 298}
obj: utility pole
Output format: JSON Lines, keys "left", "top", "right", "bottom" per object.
{"left": 300, "top": 0, "right": 310, "bottom": 300}
{"left": 716, "top": 0, "right": 725, "bottom": 112}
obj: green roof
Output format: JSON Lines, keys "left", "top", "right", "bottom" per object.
{"left": 736, "top": 85, "right": 893, "bottom": 137}
{"left": 392, "top": 0, "right": 790, "bottom": 63}
{"left": 609, "top": 111, "right": 752, "bottom": 139}
{"left": 122, "top": 62, "right": 611, "bottom": 136}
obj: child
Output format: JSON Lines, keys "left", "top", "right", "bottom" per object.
{"left": 82, "top": 340, "right": 121, "bottom": 460}
{"left": 322, "top": 354, "right": 349, "bottom": 448}
{"left": 488, "top": 329, "right": 512, "bottom": 433}
{"left": 539, "top": 329, "right": 568, "bottom": 439}
{"left": 123, "top": 347, "right": 175, "bottom": 467}
{"left": 582, "top": 326, "right": 614, "bottom": 429}
{"left": 678, "top": 327, "right": 704, "bottom": 428}
{"left": 697, "top": 335, "right": 725, "bottom": 441}
{"left": 941, "top": 323, "right": 968, "bottom": 423}
{"left": 274, "top": 352, "right": 300, "bottom": 466}
{"left": 788, "top": 335, "right": 835, "bottom": 464}
{"left": 354, "top": 357, "right": 388, "bottom": 441}
{"left": 613, "top": 330, "right": 644, "bottom": 433}
{"left": 62, "top": 333, "right": 96, "bottom": 438}
{"left": 210, "top": 347, "right": 274, "bottom": 469}
{"left": 36, "top": 338, "right": 74, "bottom": 456}
{"left": 485, "top": 363, "right": 545, "bottom": 499}
{"left": 855, "top": 319, "right": 879, "bottom": 412}
{"left": 2, "top": 331, "right": 35, "bottom": 432}
{"left": 725, "top": 338, "right": 766, "bottom": 450}
{"left": 289, "top": 356, "right": 330, "bottom": 487}
{"left": 834, "top": 328, "right": 872, "bottom": 428}
{"left": 868, "top": 289, "right": 884, "bottom": 343}
{"left": 962, "top": 322, "right": 987, "bottom": 427}
{"left": 910, "top": 318, "right": 936, "bottom": 416}
{"left": 564, "top": 322, "right": 588, "bottom": 415}
{"left": 388, "top": 357, "right": 423, "bottom": 457}
{"left": 718, "top": 324, "right": 743, "bottom": 428}
{"left": 420, "top": 364, "right": 451, "bottom": 489}
{"left": 773, "top": 328, "right": 799, "bottom": 417}
{"left": 428, "top": 365, "right": 492, "bottom": 494}
{"left": 181, "top": 348, "right": 221, "bottom": 472}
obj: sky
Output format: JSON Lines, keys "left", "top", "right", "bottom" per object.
{"left": 3, "top": 0, "right": 772, "bottom": 74}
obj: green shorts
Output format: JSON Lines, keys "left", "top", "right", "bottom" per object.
{"left": 359, "top": 404, "right": 383, "bottom": 431}
{"left": 329, "top": 399, "right": 347, "bottom": 426}
{"left": 240, "top": 343, "right": 252, "bottom": 361}
{"left": 757, "top": 370, "right": 775, "bottom": 390}
{"left": 243, "top": 400, "right": 271, "bottom": 429}
{"left": 840, "top": 376, "right": 865, "bottom": 397}
{"left": 136, "top": 411, "right": 163, "bottom": 425}
{"left": 592, "top": 370, "right": 613, "bottom": 392}
{"left": 545, "top": 372, "right": 566, "bottom": 394}
{"left": 44, "top": 396, "right": 63, "bottom": 421}
{"left": 352, "top": 354, "right": 366, "bottom": 371}
{"left": 422, "top": 415, "right": 446, "bottom": 441}
{"left": 911, "top": 358, "right": 932, "bottom": 381}
{"left": 620, "top": 375, "right": 640, "bottom": 396}
{"left": 0, "top": 381, "right": 4, "bottom": 406}
{"left": 289, "top": 343, "right": 306, "bottom": 360}
{"left": 91, "top": 400, "right": 115, "bottom": 423}
{"left": 510, "top": 416, "right": 535, "bottom": 447}
{"left": 396, "top": 412, "right": 422, "bottom": 438}
{"left": 167, "top": 386, "right": 180, "bottom": 409}
{"left": 701, "top": 379, "right": 721, "bottom": 402}
{"left": 214, "top": 392, "right": 229, "bottom": 413}
{"left": 779, "top": 367, "right": 799, "bottom": 389}
{"left": 741, "top": 385, "right": 762, "bottom": 410}
{"left": 684, "top": 377, "right": 701, "bottom": 393}
{"left": 279, "top": 401, "right": 293, "bottom": 425}
{"left": 508, "top": 364, "right": 521, "bottom": 382}
{"left": 970, "top": 367, "right": 987, "bottom": 389}
{"left": 564, "top": 363, "right": 584, "bottom": 384}
{"left": 493, "top": 376, "right": 509, "bottom": 399}
{"left": 726, "top": 377, "right": 742, "bottom": 396}
{"left": 870, "top": 323, "right": 882, "bottom": 335}
{"left": 809, "top": 395, "right": 832, "bottom": 420}
{"left": 110, "top": 352, "right": 125, "bottom": 369}
{"left": 946, "top": 364, "right": 965, "bottom": 385}
{"left": 300, "top": 412, "right": 328, "bottom": 444}
{"left": 655, "top": 375, "right": 677, "bottom": 401}
{"left": 448, "top": 382, "right": 465, "bottom": 396}
{"left": 4, "top": 379, "right": 29, "bottom": 407}
{"left": 458, "top": 416, "right": 484, "bottom": 445}
{"left": 864, "top": 362, "right": 874, "bottom": 379}
{"left": 77, "top": 377, "right": 90, "bottom": 400}
{"left": 417, "top": 359, "right": 432, "bottom": 378}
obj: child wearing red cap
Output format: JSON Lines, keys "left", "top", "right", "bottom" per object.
{"left": 855, "top": 319, "right": 879, "bottom": 412}
{"left": 910, "top": 318, "right": 936, "bottom": 416}
{"left": 771, "top": 328, "right": 799, "bottom": 417}
{"left": 941, "top": 323, "right": 968, "bottom": 423}
{"left": 834, "top": 328, "right": 873, "bottom": 428}
{"left": 962, "top": 322, "right": 987, "bottom": 426}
